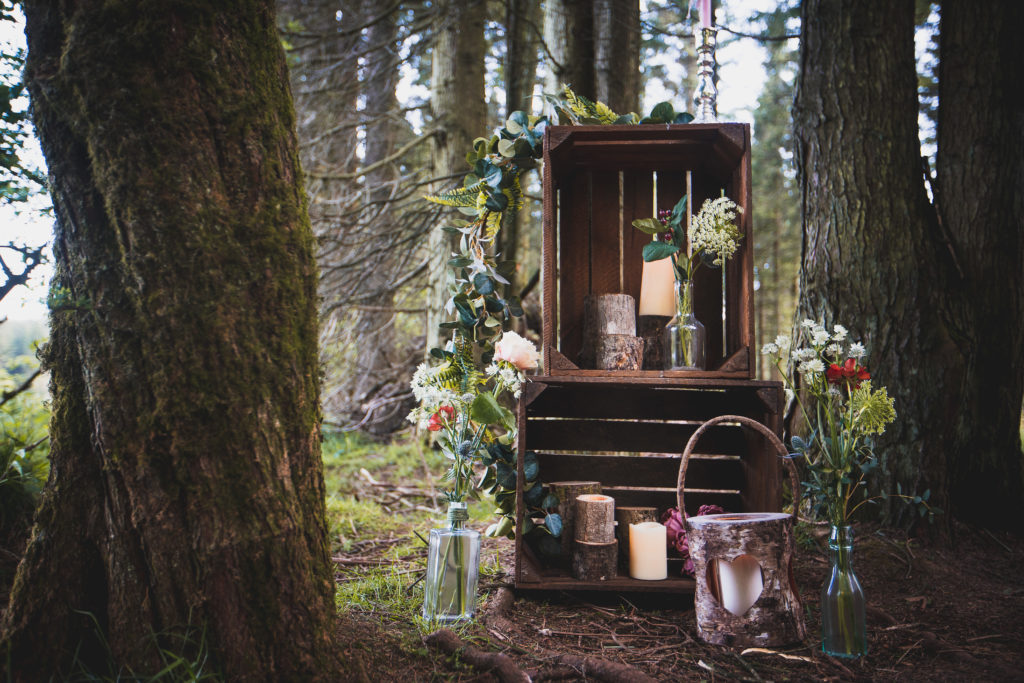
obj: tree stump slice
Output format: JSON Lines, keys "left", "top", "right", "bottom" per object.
{"left": 686, "top": 512, "right": 806, "bottom": 647}
{"left": 547, "top": 481, "right": 602, "bottom": 567}
{"left": 614, "top": 506, "right": 658, "bottom": 568}
{"left": 594, "top": 334, "right": 644, "bottom": 370}
{"left": 571, "top": 539, "right": 618, "bottom": 581}
{"left": 574, "top": 494, "right": 616, "bottom": 543}
{"left": 580, "top": 294, "right": 636, "bottom": 367}
{"left": 637, "top": 315, "right": 669, "bottom": 370}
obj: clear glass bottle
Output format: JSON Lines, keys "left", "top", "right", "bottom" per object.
{"left": 821, "top": 525, "right": 867, "bottom": 658}
{"left": 664, "top": 279, "right": 706, "bottom": 370}
{"left": 423, "top": 501, "right": 481, "bottom": 623}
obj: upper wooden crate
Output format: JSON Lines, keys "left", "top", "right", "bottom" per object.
{"left": 541, "top": 123, "right": 755, "bottom": 379}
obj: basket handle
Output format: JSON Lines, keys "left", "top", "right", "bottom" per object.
{"left": 676, "top": 414, "right": 800, "bottom": 521}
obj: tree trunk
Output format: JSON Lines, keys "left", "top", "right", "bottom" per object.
{"left": 542, "top": 0, "right": 595, "bottom": 100}
{"left": 426, "top": 0, "right": 486, "bottom": 354}
{"left": 593, "top": 0, "right": 640, "bottom": 114}
{"left": 793, "top": 0, "right": 955, "bottom": 523}
{"left": 3, "top": 2, "right": 341, "bottom": 678}
{"left": 935, "top": 0, "right": 1024, "bottom": 525}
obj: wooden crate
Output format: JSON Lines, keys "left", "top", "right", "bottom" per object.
{"left": 541, "top": 123, "right": 755, "bottom": 378}
{"left": 514, "top": 376, "right": 784, "bottom": 593}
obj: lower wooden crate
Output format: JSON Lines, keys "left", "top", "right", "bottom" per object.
{"left": 514, "top": 376, "right": 784, "bottom": 593}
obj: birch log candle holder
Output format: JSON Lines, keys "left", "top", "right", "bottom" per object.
{"left": 580, "top": 294, "right": 644, "bottom": 370}
{"left": 547, "top": 481, "right": 602, "bottom": 568}
{"left": 571, "top": 494, "right": 618, "bottom": 581}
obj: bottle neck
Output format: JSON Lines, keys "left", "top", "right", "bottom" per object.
{"left": 828, "top": 524, "right": 855, "bottom": 568}
{"left": 447, "top": 502, "right": 469, "bottom": 530}
{"left": 674, "top": 278, "right": 694, "bottom": 318}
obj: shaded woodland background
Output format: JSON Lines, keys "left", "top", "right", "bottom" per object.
{"left": 0, "top": 0, "right": 1021, "bottom": 679}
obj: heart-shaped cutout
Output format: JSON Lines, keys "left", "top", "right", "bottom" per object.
{"left": 708, "top": 555, "right": 763, "bottom": 616}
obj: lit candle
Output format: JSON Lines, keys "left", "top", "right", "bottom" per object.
{"left": 717, "top": 555, "right": 763, "bottom": 615}
{"left": 628, "top": 522, "right": 668, "bottom": 580}
{"left": 638, "top": 257, "right": 675, "bottom": 317}
{"left": 698, "top": 0, "right": 712, "bottom": 28}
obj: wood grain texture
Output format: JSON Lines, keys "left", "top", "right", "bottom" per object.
{"left": 571, "top": 539, "right": 619, "bottom": 581}
{"left": 574, "top": 494, "right": 616, "bottom": 543}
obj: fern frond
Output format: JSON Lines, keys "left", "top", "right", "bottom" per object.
{"left": 425, "top": 183, "right": 483, "bottom": 207}
{"left": 485, "top": 210, "right": 503, "bottom": 238}
{"left": 562, "top": 85, "right": 619, "bottom": 125}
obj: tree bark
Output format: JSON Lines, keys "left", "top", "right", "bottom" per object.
{"left": 3, "top": 2, "right": 341, "bottom": 678}
{"left": 794, "top": 0, "right": 1024, "bottom": 529}
{"left": 426, "top": 0, "right": 486, "bottom": 354}
{"left": 935, "top": 0, "right": 1024, "bottom": 525}
{"left": 542, "top": 0, "right": 595, "bottom": 100}
{"left": 593, "top": 0, "right": 640, "bottom": 114}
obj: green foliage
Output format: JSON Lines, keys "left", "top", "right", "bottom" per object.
{"left": 1, "top": 1, "right": 44, "bottom": 205}
{"left": 0, "top": 354, "right": 49, "bottom": 536}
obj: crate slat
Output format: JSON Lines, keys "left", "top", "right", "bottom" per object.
{"left": 526, "top": 418, "right": 745, "bottom": 454}
{"left": 535, "top": 452, "right": 742, "bottom": 490}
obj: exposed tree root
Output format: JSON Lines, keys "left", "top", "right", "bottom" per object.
{"left": 424, "top": 628, "right": 530, "bottom": 683}
{"left": 539, "top": 651, "right": 659, "bottom": 683}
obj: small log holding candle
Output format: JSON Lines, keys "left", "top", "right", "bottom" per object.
{"left": 572, "top": 539, "right": 618, "bottom": 581}
{"left": 580, "top": 294, "right": 644, "bottom": 370}
{"left": 615, "top": 506, "right": 658, "bottom": 568}
{"left": 571, "top": 493, "right": 617, "bottom": 581}
{"left": 547, "top": 481, "right": 602, "bottom": 567}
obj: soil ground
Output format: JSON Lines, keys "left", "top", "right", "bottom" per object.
{"left": 333, "top": 453, "right": 1024, "bottom": 682}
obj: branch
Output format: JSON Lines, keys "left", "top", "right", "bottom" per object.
{"left": 306, "top": 130, "right": 437, "bottom": 180}
{"left": 0, "top": 243, "right": 47, "bottom": 303}
{"left": 0, "top": 368, "right": 42, "bottom": 409}
{"left": 424, "top": 629, "right": 529, "bottom": 683}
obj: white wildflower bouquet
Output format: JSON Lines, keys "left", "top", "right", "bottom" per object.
{"left": 761, "top": 320, "right": 913, "bottom": 525}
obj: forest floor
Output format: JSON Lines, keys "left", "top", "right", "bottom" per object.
{"left": 326, "top": 434, "right": 1024, "bottom": 682}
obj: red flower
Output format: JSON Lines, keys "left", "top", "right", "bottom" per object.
{"left": 826, "top": 358, "right": 870, "bottom": 388}
{"left": 427, "top": 406, "right": 455, "bottom": 431}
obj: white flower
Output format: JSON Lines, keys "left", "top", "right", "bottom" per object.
{"left": 828, "top": 385, "right": 843, "bottom": 398}
{"left": 774, "top": 334, "right": 791, "bottom": 350}
{"left": 812, "top": 329, "right": 831, "bottom": 346}
{"left": 690, "top": 196, "right": 743, "bottom": 266}
{"left": 761, "top": 342, "right": 779, "bottom": 355}
{"left": 791, "top": 347, "right": 817, "bottom": 362}
{"left": 801, "top": 319, "right": 817, "bottom": 329}
{"left": 485, "top": 362, "right": 500, "bottom": 376}
{"left": 826, "top": 343, "right": 843, "bottom": 356}
{"left": 849, "top": 342, "right": 866, "bottom": 359}
{"left": 798, "top": 359, "right": 825, "bottom": 375}
{"left": 493, "top": 330, "right": 540, "bottom": 371}
{"left": 832, "top": 324, "right": 848, "bottom": 341}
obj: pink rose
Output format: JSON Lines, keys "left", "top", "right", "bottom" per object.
{"left": 493, "top": 331, "right": 540, "bottom": 371}
{"left": 661, "top": 504, "right": 725, "bottom": 577}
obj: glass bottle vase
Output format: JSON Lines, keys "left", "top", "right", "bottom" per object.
{"left": 664, "top": 279, "right": 706, "bottom": 370}
{"left": 423, "top": 502, "right": 481, "bottom": 623}
{"left": 821, "top": 525, "right": 867, "bottom": 658}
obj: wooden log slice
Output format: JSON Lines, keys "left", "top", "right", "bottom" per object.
{"left": 571, "top": 539, "right": 618, "bottom": 581}
{"left": 594, "top": 334, "right": 644, "bottom": 370}
{"left": 685, "top": 512, "right": 806, "bottom": 647}
{"left": 637, "top": 315, "right": 670, "bottom": 370}
{"left": 581, "top": 294, "right": 637, "bottom": 368}
{"left": 574, "top": 494, "right": 616, "bottom": 543}
{"left": 614, "top": 506, "right": 658, "bottom": 568}
{"left": 547, "top": 481, "right": 602, "bottom": 567}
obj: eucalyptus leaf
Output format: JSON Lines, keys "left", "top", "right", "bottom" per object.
{"left": 632, "top": 217, "right": 665, "bottom": 234}
{"left": 649, "top": 101, "right": 676, "bottom": 123}
{"left": 642, "top": 240, "right": 679, "bottom": 262}
{"left": 495, "top": 461, "right": 516, "bottom": 489}
{"left": 523, "top": 451, "right": 539, "bottom": 481}
{"left": 448, "top": 256, "right": 472, "bottom": 268}
{"left": 541, "top": 493, "right": 559, "bottom": 510}
{"left": 674, "top": 112, "right": 695, "bottom": 124}
{"left": 429, "top": 348, "right": 447, "bottom": 360}
{"left": 525, "top": 483, "right": 546, "bottom": 506}
{"left": 484, "top": 190, "right": 509, "bottom": 212}
{"left": 472, "top": 273, "right": 495, "bottom": 295}
{"left": 544, "top": 513, "right": 563, "bottom": 538}
{"left": 498, "top": 138, "right": 516, "bottom": 157}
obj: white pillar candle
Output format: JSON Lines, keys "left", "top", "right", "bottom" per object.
{"left": 717, "top": 555, "right": 764, "bottom": 616}
{"left": 638, "top": 257, "right": 675, "bottom": 317}
{"left": 628, "top": 522, "right": 668, "bottom": 580}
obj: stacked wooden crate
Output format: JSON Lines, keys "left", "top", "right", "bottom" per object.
{"left": 514, "top": 123, "right": 785, "bottom": 593}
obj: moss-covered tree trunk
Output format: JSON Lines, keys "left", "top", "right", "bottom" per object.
{"left": 793, "top": 0, "right": 1024, "bottom": 528}
{"left": 2, "top": 2, "right": 341, "bottom": 678}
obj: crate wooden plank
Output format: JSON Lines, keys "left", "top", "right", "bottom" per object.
{"left": 600, "top": 488, "right": 742, "bottom": 515}
{"left": 621, "top": 171, "right": 653, "bottom": 304}
{"left": 589, "top": 170, "right": 622, "bottom": 295}
{"left": 525, "top": 384, "right": 771, "bottom": 421}
{"left": 525, "top": 418, "right": 746, "bottom": 454}
{"left": 557, "top": 172, "right": 591, "bottom": 363}
{"left": 534, "top": 452, "right": 742, "bottom": 490}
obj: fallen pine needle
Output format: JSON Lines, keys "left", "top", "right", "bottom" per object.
{"left": 741, "top": 648, "right": 814, "bottom": 663}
